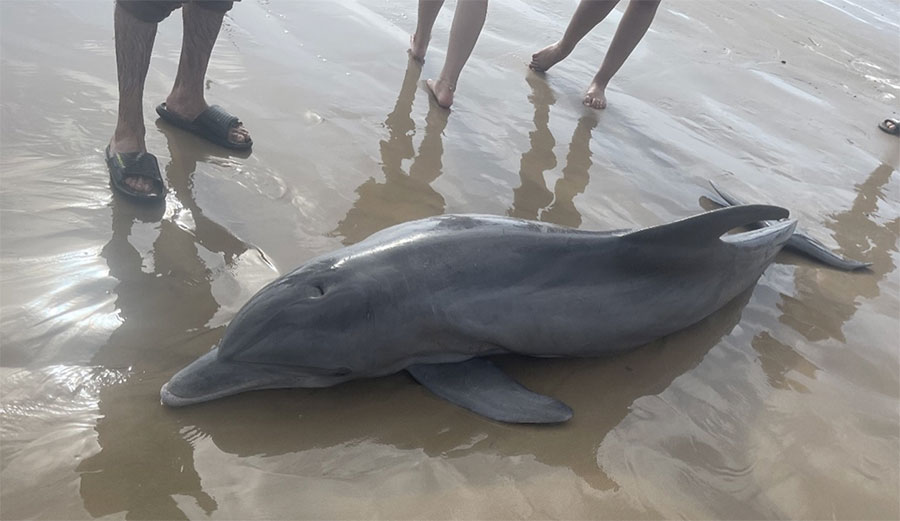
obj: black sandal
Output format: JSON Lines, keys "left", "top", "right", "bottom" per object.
{"left": 105, "top": 145, "right": 166, "bottom": 201}
{"left": 156, "top": 103, "right": 253, "bottom": 150}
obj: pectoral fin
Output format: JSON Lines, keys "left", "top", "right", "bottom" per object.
{"left": 407, "top": 358, "right": 573, "bottom": 424}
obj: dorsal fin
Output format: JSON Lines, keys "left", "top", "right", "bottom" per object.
{"left": 624, "top": 205, "right": 789, "bottom": 245}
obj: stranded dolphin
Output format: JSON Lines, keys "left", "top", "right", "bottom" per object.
{"left": 161, "top": 197, "right": 868, "bottom": 423}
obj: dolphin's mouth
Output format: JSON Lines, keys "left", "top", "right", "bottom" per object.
{"left": 160, "top": 348, "right": 355, "bottom": 407}
{"left": 721, "top": 218, "right": 797, "bottom": 247}
{"left": 160, "top": 349, "right": 270, "bottom": 407}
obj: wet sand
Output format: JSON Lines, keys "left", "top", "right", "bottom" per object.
{"left": 1, "top": 0, "right": 898, "bottom": 519}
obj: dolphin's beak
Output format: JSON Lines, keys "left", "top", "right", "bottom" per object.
{"left": 160, "top": 348, "right": 277, "bottom": 407}
{"left": 160, "top": 347, "right": 354, "bottom": 407}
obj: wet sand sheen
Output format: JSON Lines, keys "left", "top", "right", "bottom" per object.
{"left": 1, "top": 0, "right": 898, "bottom": 519}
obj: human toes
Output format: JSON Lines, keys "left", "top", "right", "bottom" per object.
{"left": 530, "top": 43, "right": 566, "bottom": 71}
{"left": 529, "top": 48, "right": 552, "bottom": 71}
{"left": 583, "top": 95, "right": 606, "bottom": 110}
{"left": 229, "top": 124, "right": 250, "bottom": 144}
{"left": 124, "top": 176, "right": 157, "bottom": 196}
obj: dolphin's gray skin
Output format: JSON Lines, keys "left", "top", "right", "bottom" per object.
{"left": 161, "top": 203, "right": 867, "bottom": 423}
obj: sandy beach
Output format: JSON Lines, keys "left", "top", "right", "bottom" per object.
{"left": 1, "top": 0, "right": 898, "bottom": 519}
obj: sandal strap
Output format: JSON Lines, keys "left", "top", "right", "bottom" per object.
{"left": 195, "top": 105, "right": 241, "bottom": 139}
{"left": 109, "top": 151, "right": 162, "bottom": 184}
{"left": 122, "top": 153, "right": 160, "bottom": 178}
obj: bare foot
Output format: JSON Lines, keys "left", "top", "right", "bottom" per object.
{"left": 426, "top": 78, "right": 454, "bottom": 109}
{"left": 409, "top": 33, "right": 429, "bottom": 62}
{"left": 583, "top": 82, "right": 608, "bottom": 110}
{"left": 164, "top": 94, "right": 251, "bottom": 145}
{"left": 529, "top": 42, "right": 570, "bottom": 72}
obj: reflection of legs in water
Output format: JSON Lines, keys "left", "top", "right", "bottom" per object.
{"left": 158, "top": 122, "right": 248, "bottom": 263}
{"left": 779, "top": 163, "right": 900, "bottom": 342}
{"left": 541, "top": 115, "right": 597, "bottom": 228}
{"left": 408, "top": 103, "right": 450, "bottom": 185}
{"left": 334, "top": 61, "right": 448, "bottom": 244}
{"left": 829, "top": 163, "right": 899, "bottom": 275}
{"left": 753, "top": 163, "right": 899, "bottom": 397}
{"left": 531, "top": 0, "right": 661, "bottom": 109}
{"left": 511, "top": 77, "right": 597, "bottom": 227}
{"left": 80, "top": 196, "right": 220, "bottom": 520}
{"left": 380, "top": 58, "right": 423, "bottom": 180}
{"left": 84, "top": 105, "right": 260, "bottom": 516}
{"left": 509, "top": 75, "right": 557, "bottom": 220}
{"left": 418, "top": 0, "right": 488, "bottom": 108}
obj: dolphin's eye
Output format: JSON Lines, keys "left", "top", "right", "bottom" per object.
{"left": 312, "top": 283, "right": 325, "bottom": 297}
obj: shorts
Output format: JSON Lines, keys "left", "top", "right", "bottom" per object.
{"left": 117, "top": 0, "right": 238, "bottom": 24}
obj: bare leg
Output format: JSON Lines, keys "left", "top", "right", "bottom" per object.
{"left": 109, "top": 3, "right": 158, "bottom": 194}
{"left": 584, "top": 0, "right": 660, "bottom": 109}
{"left": 530, "top": 0, "right": 620, "bottom": 72}
{"left": 410, "top": 0, "right": 445, "bottom": 61}
{"left": 426, "top": 0, "right": 488, "bottom": 108}
{"left": 164, "top": 3, "right": 250, "bottom": 144}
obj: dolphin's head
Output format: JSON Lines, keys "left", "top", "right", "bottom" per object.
{"left": 161, "top": 262, "right": 381, "bottom": 407}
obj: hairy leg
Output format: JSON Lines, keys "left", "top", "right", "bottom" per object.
{"left": 410, "top": 0, "right": 445, "bottom": 61}
{"left": 426, "top": 0, "right": 488, "bottom": 108}
{"left": 111, "top": 3, "right": 157, "bottom": 155}
{"left": 110, "top": 2, "right": 159, "bottom": 193}
{"left": 165, "top": 2, "right": 249, "bottom": 144}
{"left": 530, "top": 0, "right": 620, "bottom": 72}
{"left": 584, "top": 0, "right": 660, "bottom": 109}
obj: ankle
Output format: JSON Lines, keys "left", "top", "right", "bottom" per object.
{"left": 589, "top": 78, "right": 609, "bottom": 91}
{"left": 110, "top": 133, "right": 145, "bottom": 154}
{"left": 166, "top": 86, "right": 206, "bottom": 113}
{"left": 555, "top": 40, "right": 575, "bottom": 56}
{"left": 435, "top": 77, "right": 456, "bottom": 92}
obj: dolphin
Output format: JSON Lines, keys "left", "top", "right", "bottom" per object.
{"left": 706, "top": 181, "right": 871, "bottom": 270}
{"left": 160, "top": 197, "right": 868, "bottom": 423}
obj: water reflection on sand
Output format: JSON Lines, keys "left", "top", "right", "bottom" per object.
{"left": 1, "top": 0, "right": 898, "bottom": 519}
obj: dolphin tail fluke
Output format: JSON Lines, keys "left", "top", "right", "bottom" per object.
{"left": 784, "top": 233, "right": 872, "bottom": 270}
{"left": 407, "top": 358, "right": 573, "bottom": 424}
{"left": 707, "top": 181, "right": 871, "bottom": 271}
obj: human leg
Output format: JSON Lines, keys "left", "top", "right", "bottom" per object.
{"left": 530, "top": 0, "right": 620, "bottom": 72}
{"left": 109, "top": 1, "right": 164, "bottom": 196}
{"left": 163, "top": 1, "right": 249, "bottom": 145}
{"left": 583, "top": 0, "right": 660, "bottom": 109}
{"left": 410, "top": 0, "right": 445, "bottom": 61}
{"left": 426, "top": 0, "right": 488, "bottom": 108}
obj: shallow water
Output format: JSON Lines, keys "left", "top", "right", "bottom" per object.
{"left": 1, "top": 0, "right": 898, "bottom": 519}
